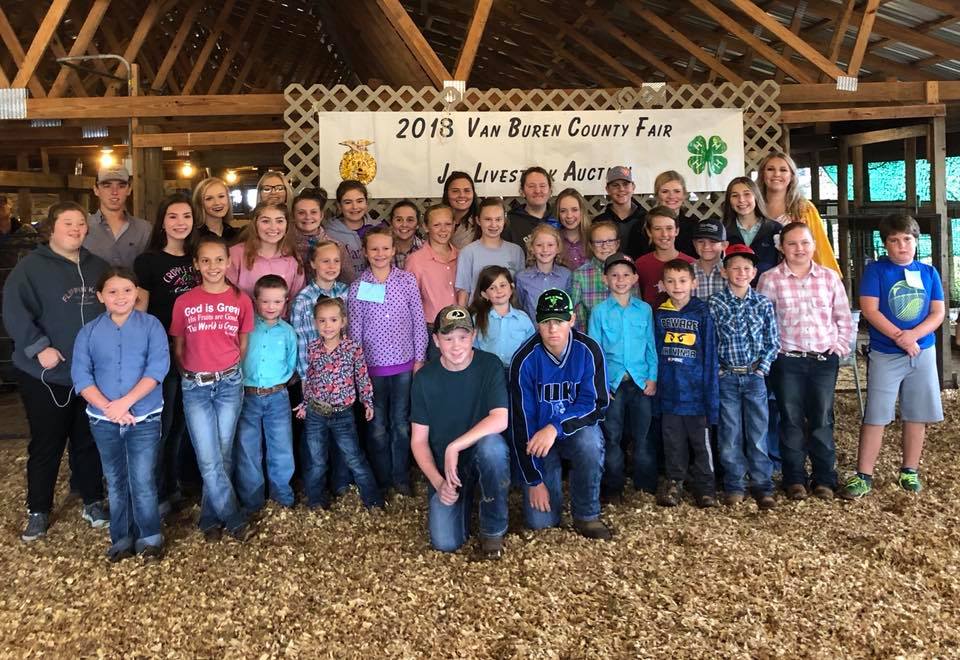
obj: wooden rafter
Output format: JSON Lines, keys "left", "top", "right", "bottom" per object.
{"left": 585, "top": 9, "right": 691, "bottom": 83}
{"left": 0, "top": 6, "right": 48, "bottom": 97}
{"left": 626, "top": 0, "right": 745, "bottom": 84}
{"left": 453, "top": 0, "right": 493, "bottom": 82}
{"left": 821, "top": 0, "right": 855, "bottom": 82}
{"left": 208, "top": 0, "right": 261, "bottom": 94}
{"left": 183, "top": 0, "right": 236, "bottom": 94}
{"left": 231, "top": 1, "right": 282, "bottom": 94}
{"left": 104, "top": 0, "right": 165, "bottom": 96}
{"left": 49, "top": 0, "right": 112, "bottom": 98}
{"left": 152, "top": 1, "right": 202, "bottom": 93}
{"left": 373, "top": 0, "right": 452, "bottom": 86}
{"left": 28, "top": 3, "right": 87, "bottom": 97}
{"left": 773, "top": 2, "right": 804, "bottom": 85}
{"left": 846, "top": 0, "right": 880, "bottom": 76}
{"left": 12, "top": 0, "right": 71, "bottom": 91}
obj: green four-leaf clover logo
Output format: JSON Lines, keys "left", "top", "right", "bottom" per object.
{"left": 687, "top": 135, "right": 729, "bottom": 175}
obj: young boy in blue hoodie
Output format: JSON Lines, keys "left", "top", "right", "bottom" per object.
{"left": 654, "top": 259, "right": 719, "bottom": 508}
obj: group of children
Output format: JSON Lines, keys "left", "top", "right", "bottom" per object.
{"left": 8, "top": 156, "right": 944, "bottom": 563}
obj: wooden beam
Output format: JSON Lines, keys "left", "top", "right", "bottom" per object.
{"left": 780, "top": 103, "right": 946, "bottom": 124}
{"left": 183, "top": 0, "right": 236, "bottom": 95}
{"left": 0, "top": 169, "right": 94, "bottom": 189}
{"left": 49, "top": 0, "right": 112, "bottom": 98}
{"left": 12, "top": 0, "right": 71, "bottom": 90}
{"left": 104, "top": 0, "right": 164, "bottom": 96}
{"left": 904, "top": 135, "right": 917, "bottom": 213}
{"left": 0, "top": 7, "right": 48, "bottom": 97}
{"left": 774, "top": 2, "right": 804, "bottom": 85}
{"left": 208, "top": 0, "right": 260, "bottom": 94}
{"left": 586, "top": 9, "right": 690, "bottom": 83}
{"left": 132, "top": 128, "right": 283, "bottom": 148}
{"left": 846, "top": 0, "right": 880, "bottom": 76}
{"left": 373, "top": 0, "right": 452, "bottom": 86}
{"left": 842, "top": 125, "right": 927, "bottom": 148}
{"left": 928, "top": 115, "right": 950, "bottom": 384}
{"left": 626, "top": 1, "right": 745, "bottom": 84}
{"left": 231, "top": 2, "right": 281, "bottom": 94}
{"left": 28, "top": 3, "right": 87, "bottom": 98}
{"left": 825, "top": 0, "right": 856, "bottom": 73}
{"left": 152, "top": 2, "right": 202, "bottom": 93}
{"left": 453, "top": 0, "right": 492, "bottom": 82}
{"left": 687, "top": 0, "right": 813, "bottom": 83}
{"left": 778, "top": 81, "right": 960, "bottom": 104}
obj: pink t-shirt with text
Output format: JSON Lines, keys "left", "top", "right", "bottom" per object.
{"left": 169, "top": 286, "right": 254, "bottom": 373}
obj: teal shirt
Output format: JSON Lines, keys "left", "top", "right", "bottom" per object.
{"left": 242, "top": 316, "right": 297, "bottom": 388}
{"left": 587, "top": 295, "right": 657, "bottom": 392}
{"left": 473, "top": 306, "right": 535, "bottom": 367}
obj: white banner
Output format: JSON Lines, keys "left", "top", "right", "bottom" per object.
{"left": 318, "top": 110, "right": 745, "bottom": 198}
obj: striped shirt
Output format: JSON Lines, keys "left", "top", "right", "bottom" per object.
{"left": 708, "top": 286, "right": 780, "bottom": 374}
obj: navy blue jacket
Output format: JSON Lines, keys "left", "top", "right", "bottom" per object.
{"left": 654, "top": 296, "right": 719, "bottom": 424}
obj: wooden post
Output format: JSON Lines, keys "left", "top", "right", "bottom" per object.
{"left": 851, "top": 145, "right": 866, "bottom": 299}
{"left": 16, "top": 152, "right": 32, "bottom": 225}
{"left": 837, "top": 139, "right": 851, "bottom": 299}
{"left": 810, "top": 151, "right": 821, "bottom": 206}
{"left": 904, "top": 136, "right": 917, "bottom": 214}
{"left": 929, "top": 115, "right": 952, "bottom": 386}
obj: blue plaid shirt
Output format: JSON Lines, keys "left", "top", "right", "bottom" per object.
{"left": 708, "top": 286, "right": 780, "bottom": 375}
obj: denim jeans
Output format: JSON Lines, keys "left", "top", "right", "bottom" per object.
{"left": 156, "top": 361, "right": 188, "bottom": 506}
{"left": 770, "top": 354, "right": 840, "bottom": 490}
{"left": 600, "top": 378, "right": 654, "bottom": 495}
{"left": 234, "top": 388, "right": 295, "bottom": 511}
{"left": 765, "top": 384, "right": 782, "bottom": 471}
{"left": 718, "top": 372, "right": 773, "bottom": 496}
{"left": 369, "top": 371, "right": 412, "bottom": 490}
{"left": 303, "top": 407, "right": 383, "bottom": 508}
{"left": 429, "top": 434, "right": 510, "bottom": 552}
{"left": 523, "top": 424, "right": 604, "bottom": 529}
{"left": 181, "top": 371, "right": 246, "bottom": 532}
{"left": 89, "top": 414, "right": 163, "bottom": 553}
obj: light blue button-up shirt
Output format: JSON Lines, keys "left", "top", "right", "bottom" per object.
{"left": 587, "top": 295, "right": 657, "bottom": 392}
{"left": 71, "top": 310, "right": 169, "bottom": 419}
{"left": 242, "top": 316, "right": 297, "bottom": 388}
{"left": 473, "top": 306, "right": 535, "bottom": 367}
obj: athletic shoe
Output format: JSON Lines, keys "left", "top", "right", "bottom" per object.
{"left": 106, "top": 547, "right": 134, "bottom": 563}
{"left": 21, "top": 512, "right": 49, "bottom": 542}
{"left": 81, "top": 501, "right": 110, "bottom": 528}
{"left": 573, "top": 519, "right": 613, "bottom": 540}
{"left": 898, "top": 470, "right": 922, "bottom": 493}
{"left": 841, "top": 475, "right": 873, "bottom": 500}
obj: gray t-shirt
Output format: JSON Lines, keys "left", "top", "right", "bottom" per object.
{"left": 454, "top": 239, "right": 526, "bottom": 300}
{"left": 84, "top": 211, "right": 151, "bottom": 269}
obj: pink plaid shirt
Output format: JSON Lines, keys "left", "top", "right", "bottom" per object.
{"left": 757, "top": 261, "right": 854, "bottom": 356}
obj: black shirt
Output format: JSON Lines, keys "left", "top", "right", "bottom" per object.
{"left": 133, "top": 250, "right": 199, "bottom": 331}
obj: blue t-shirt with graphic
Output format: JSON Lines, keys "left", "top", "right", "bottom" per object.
{"left": 859, "top": 257, "right": 943, "bottom": 354}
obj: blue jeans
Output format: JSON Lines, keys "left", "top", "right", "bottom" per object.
{"left": 718, "top": 372, "right": 773, "bottom": 495}
{"left": 89, "top": 414, "right": 162, "bottom": 553}
{"left": 181, "top": 371, "right": 246, "bottom": 532}
{"left": 303, "top": 407, "right": 383, "bottom": 508}
{"left": 600, "top": 378, "right": 654, "bottom": 495}
{"left": 369, "top": 371, "right": 412, "bottom": 490}
{"left": 429, "top": 434, "right": 510, "bottom": 552}
{"left": 770, "top": 354, "right": 840, "bottom": 490}
{"left": 234, "top": 388, "right": 295, "bottom": 511}
{"left": 523, "top": 424, "right": 604, "bottom": 529}
{"left": 765, "top": 385, "right": 782, "bottom": 471}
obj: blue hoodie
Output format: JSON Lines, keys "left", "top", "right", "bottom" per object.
{"left": 654, "top": 296, "right": 719, "bottom": 424}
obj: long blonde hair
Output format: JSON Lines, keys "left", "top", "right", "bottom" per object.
{"left": 525, "top": 223, "right": 566, "bottom": 267}
{"left": 757, "top": 151, "right": 806, "bottom": 221}
{"left": 193, "top": 177, "right": 234, "bottom": 227}
{"left": 242, "top": 202, "right": 303, "bottom": 273}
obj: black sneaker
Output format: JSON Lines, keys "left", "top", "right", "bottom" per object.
{"left": 21, "top": 512, "right": 49, "bottom": 542}
{"left": 81, "top": 501, "right": 110, "bottom": 529}
{"left": 479, "top": 535, "right": 505, "bottom": 560}
{"left": 573, "top": 519, "right": 613, "bottom": 540}
{"left": 657, "top": 480, "right": 683, "bottom": 507}
{"left": 106, "top": 547, "right": 134, "bottom": 563}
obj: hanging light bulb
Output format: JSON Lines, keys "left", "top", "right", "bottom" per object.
{"left": 180, "top": 161, "right": 195, "bottom": 178}
{"left": 98, "top": 148, "right": 117, "bottom": 169}
{"left": 224, "top": 169, "right": 238, "bottom": 185}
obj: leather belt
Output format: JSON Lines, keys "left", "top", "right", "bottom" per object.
{"left": 244, "top": 383, "right": 286, "bottom": 396}
{"left": 182, "top": 364, "right": 241, "bottom": 385}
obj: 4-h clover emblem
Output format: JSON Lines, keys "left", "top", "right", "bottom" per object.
{"left": 687, "top": 135, "right": 729, "bottom": 175}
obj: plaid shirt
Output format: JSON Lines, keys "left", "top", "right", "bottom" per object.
{"left": 708, "top": 286, "right": 780, "bottom": 374}
{"left": 393, "top": 235, "right": 424, "bottom": 270}
{"left": 303, "top": 337, "right": 374, "bottom": 409}
{"left": 291, "top": 280, "right": 349, "bottom": 379}
{"left": 570, "top": 258, "right": 608, "bottom": 332}
{"left": 694, "top": 261, "right": 726, "bottom": 300}
{"left": 757, "top": 261, "right": 854, "bottom": 356}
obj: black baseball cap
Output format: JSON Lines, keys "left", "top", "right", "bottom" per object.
{"left": 693, "top": 219, "right": 727, "bottom": 242}
{"left": 434, "top": 305, "right": 474, "bottom": 334}
{"left": 536, "top": 289, "right": 573, "bottom": 323}
{"left": 602, "top": 252, "right": 637, "bottom": 274}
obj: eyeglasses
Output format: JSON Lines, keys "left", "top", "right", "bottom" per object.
{"left": 591, "top": 238, "right": 619, "bottom": 247}
{"left": 260, "top": 185, "right": 285, "bottom": 194}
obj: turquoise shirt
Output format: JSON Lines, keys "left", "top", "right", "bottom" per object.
{"left": 587, "top": 295, "right": 657, "bottom": 392}
{"left": 473, "top": 306, "right": 535, "bottom": 367}
{"left": 242, "top": 316, "right": 297, "bottom": 388}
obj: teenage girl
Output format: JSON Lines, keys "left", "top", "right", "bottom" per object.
{"left": 324, "top": 180, "right": 380, "bottom": 276}
{"left": 455, "top": 197, "right": 526, "bottom": 305}
{"left": 442, "top": 171, "right": 480, "bottom": 249}
{"left": 627, "top": 171, "right": 698, "bottom": 259}
{"left": 556, "top": 187, "right": 591, "bottom": 269}
{"left": 347, "top": 226, "right": 428, "bottom": 495}
{"left": 504, "top": 166, "right": 558, "bottom": 247}
{"left": 193, "top": 177, "right": 240, "bottom": 244}
{"left": 73, "top": 267, "right": 169, "bottom": 562}
{"left": 388, "top": 200, "right": 424, "bottom": 269}
{"left": 226, "top": 202, "right": 305, "bottom": 303}
{"left": 256, "top": 170, "right": 294, "bottom": 210}
{"left": 170, "top": 235, "right": 255, "bottom": 542}
{"left": 515, "top": 224, "right": 571, "bottom": 323}
{"left": 292, "top": 188, "right": 355, "bottom": 284}
{"left": 722, "top": 176, "right": 782, "bottom": 282}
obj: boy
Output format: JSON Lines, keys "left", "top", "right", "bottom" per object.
{"left": 842, "top": 214, "right": 944, "bottom": 499}
{"left": 709, "top": 245, "right": 779, "bottom": 509}
{"left": 692, "top": 219, "right": 728, "bottom": 300}
{"left": 410, "top": 305, "right": 510, "bottom": 558}
{"left": 592, "top": 166, "right": 646, "bottom": 255}
{"left": 758, "top": 223, "right": 853, "bottom": 500}
{"left": 234, "top": 275, "right": 298, "bottom": 511}
{"left": 654, "top": 260, "right": 719, "bottom": 508}
{"left": 635, "top": 206, "right": 696, "bottom": 308}
{"left": 511, "top": 289, "right": 611, "bottom": 539}
{"left": 570, "top": 220, "right": 623, "bottom": 331}
{"left": 588, "top": 253, "right": 657, "bottom": 502}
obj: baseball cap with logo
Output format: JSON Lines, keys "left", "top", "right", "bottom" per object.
{"left": 434, "top": 305, "right": 474, "bottom": 334}
{"left": 605, "top": 166, "right": 633, "bottom": 185}
{"left": 97, "top": 165, "right": 130, "bottom": 184}
{"left": 693, "top": 218, "right": 727, "bottom": 242}
{"left": 536, "top": 288, "right": 574, "bottom": 324}
{"left": 603, "top": 252, "right": 637, "bottom": 274}
{"left": 723, "top": 243, "right": 759, "bottom": 266}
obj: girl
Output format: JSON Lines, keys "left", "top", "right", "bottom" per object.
{"left": 627, "top": 171, "right": 698, "bottom": 259}
{"left": 443, "top": 171, "right": 480, "bottom": 249}
{"left": 324, "top": 180, "right": 380, "bottom": 277}
{"left": 388, "top": 200, "right": 424, "bottom": 269}
{"left": 256, "top": 170, "right": 294, "bottom": 210}
{"left": 722, "top": 177, "right": 782, "bottom": 282}
{"left": 4, "top": 201, "right": 109, "bottom": 542}
{"left": 470, "top": 266, "right": 535, "bottom": 368}
{"left": 297, "top": 297, "right": 384, "bottom": 510}
{"left": 455, "top": 197, "right": 526, "bottom": 305}
{"left": 72, "top": 268, "right": 170, "bottom": 562}
{"left": 405, "top": 204, "right": 458, "bottom": 362}
{"left": 347, "top": 226, "right": 428, "bottom": 495}
{"left": 758, "top": 151, "right": 842, "bottom": 277}
{"left": 504, "top": 166, "right": 558, "bottom": 247}
{"left": 515, "top": 224, "right": 571, "bottom": 323}
{"left": 292, "top": 188, "right": 355, "bottom": 284}
{"left": 134, "top": 193, "right": 200, "bottom": 516}
{"left": 193, "top": 177, "right": 240, "bottom": 244}
{"left": 227, "top": 202, "right": 305, "bottom": 303}
{"left": 170, "top": 235, "right": 255, "bottom": 541}
{"left": 571, "top": 220, "right": 623, "bottom": 331}
{"left": 556, "top": 187, "right": 591, "bottom": 269}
